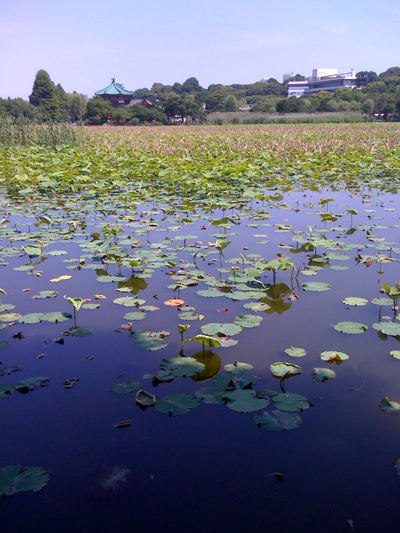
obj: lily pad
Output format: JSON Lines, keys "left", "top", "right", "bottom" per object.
{"left": 195, "top": 386, "right": 226, "bottom": 405}
{"left": 333, "top": 322, "right": 368, "bottom": 334}
{"left": 270, "top": 362, "right": 303, "bottom": 379}
{"left": 273, "top": 393, "right": 310, "bottom": 412}
{"left": 342, "top": 297, "right": 368, "bottom": 306}
{"left": 130, "top": 330, "right": 168, "bottom": 351}
{"left": 371, "top": 298, "right": 394, "bottom": 306}
{"left": 379, "top": 397, "right": 400, "bottom": 415}
{"left": 123, "top": 312, "right": 146, "bottom": 321}
{"left": 284, "top": 346, "right": 307, "bottom": 358}
{"left": 155, "top": 393, "right": 200, "bottom": 416}
{"left": 14, "top": 376, "right": 50, "bottom": 393}
{"left": 320, "top": 350, "right": 349, "bottom": 363}
{"left": 233, "top": 314, "right": 263, "bottom": 328}
{"left": 372, "top": 322, "right": 400, "bottom": 337}
{"left": 70, "top": 327, "right": 93, "bottom": 337}
{"left": 223, "top": 389, "right": 269, "bottom": 413}
{"left": 136, "top": 389, "right": 156, "bottom": 408}
{"left": 254, "top": 410, "right": 302, "bottom": 431}
{"left": 159, "top": 357, "right": 205, "bottom": 378}
{"left": 0, "top": 465, "right": 50, "bottom": 496}
{"left": 111, "top": 381, "right": 141, "bottom": 395}
{"left": 302, "top": 282, "right": 330, "bottom": 292}
{"left": 224, "top": 361, "right": 254, "bottom": 373}
{"left": 390, "top": 351, "right": 400, "bottom": 359}
{"left": 31, "top": 291, "right": 58, "bottom": 299}
{"left": 312, "top": 367, "right": 337, "bottom": 381}
{"left": 200, "top": 322, "right": 242, "bottom": 337}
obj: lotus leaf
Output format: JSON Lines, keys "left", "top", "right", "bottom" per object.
{"left": 195, "top": 386, "right": 225, "bottom": 405}
{"left": 254, "top": 410, "right": 302, "bottom": 431}
{"left": 313, "top": 367, "right": 337, "bottom": 381}
{"left": 233, "top": 314, "right": 263, "bottom": 328}
{"left": 390, "top": 351, "right": 400, "bottom": 359}
{"left": 123, "top": 311, "right": 146, "bottom": 321}
{"left": 200, "top": 323, "right": 242, "bottom": 337}
{"left": 159, "top": 357, "right": 205, "bottom": 378}
{"left": 243, "top": 301, "right": 270, "bottom": 311}
{"left": 130, "top": 330, "right": 168, "bottom": 351}
{"left": 273, "top": 393, "right": 310, "bottom": 412}
{"left": 371, "top": 298, "right": 393, "bottom": 306}
{"left": 270, "top": 362, "right": 303, "bottom": 378}
{"left": 333, "top": 322, "right": 368, "bottom": 334}
{"left": 342, "top": 297, "right": 368, "bottom": 306}
{"left": 111, "top": 381, "right": 141, "bottom": 395}
{"left": 136, "top": 389, "right": 156, "bottom": 407}
{"left": 284, "top": 347, "right": 307, "bottom": 358}
{"left": 224, "top": 361, "right": 254, "bottom": 373}
{"left": 302, "top": 282, "right": 330, "bottom": 292}
{"left": 372, "top": 322, "right": 400, "bottom": 336}
{"left": 0, "top": 465, "right": 49, "bottom": 496}
{"left": 155, "top": 393, "right": 200, "bottom": 416}
{"left": 320, "top": 350, "right": 349, "bottom": 362}
{"left": 70, "top": 327, "right": 93, "bottom": 337}
{"left": 31, "top": 290, "right": 58, "bottom": 299}
{"left": 223, "top": 389, "right": 269, "bottom": 413}
{"left": 379, "top": 397, "right": 400, "bottom": 415}
{"left": 15, "top": 376, "right": 50, "bottom": 393}
{"left": 113, "top": 296, "right": 145, "bottom": 307}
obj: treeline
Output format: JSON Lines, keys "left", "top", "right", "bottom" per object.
{"left": 1, "top": 67, "right": 399, "bottom": 125}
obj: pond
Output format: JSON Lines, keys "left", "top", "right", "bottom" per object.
{"left": 1, "top": 126, "right": 400, "bottom": 532}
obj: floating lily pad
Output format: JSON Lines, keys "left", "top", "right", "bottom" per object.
{"left": 224, "top": 361, "right": 254, "bottom": 373}
{"left": 70, "top": 327, "right": 93, "bottom": 337}
{"left": 302, "top": 282, "right": 330, "bottom": 292}
{"left": 123, "top": 312, "right": 146, "bottom": 321}
{"left": 159, "top": 357, "right": 205, "bottom": 378}
{"left": 372, "top": 322, "right": 400, "bottom": 337}
{"left": 371, "top": 298, "right": 394, "bottom": 306}
{"left": 31, "top": 291, "right": 58, "bottom": 299}
{"left": 342, "top": 297, "right": 368, "bottom": 306}
{"left": 0, "top": 365, "right": 23, "bottom": 377}
{"left": 320, "top": 350, "right": 349, "bottom": 363}
{"left": 136, "top": 389, "right": 156, "bottom": 408}
{"left": 390, "top": 351, "right": 400, "bottom": 359}
{"left": 200, "top": 323, "right": 242, "bottom": 337}
{"left": 270, "top": 362, "right": 303, "bottom": 378}
{"left": 130, "top": 330, "right": 168, "bottom": 351}
{"left": 223, "top": 389, "right": 269, "bottom": 413}
{"left": 333, "top": 322, "right": 368, "bottom": 334}
{"left": 0, "top": 465, "right": 50, "bottom": 496}
{"left": 195, "top": 386, "right": 226, "bottom": 405}
{"left": 254, "top": 410, "right": 302, "bottom": 431}
{"left": 312, "top": 367, "right": 337, "bottom": 381}
{"left": 243, "top": 301, "right": 270, "bottom": 312}
{"left": 113, "top": 296, "right": 145, "bottom": 307}
{"left": 379, "top": 397, "right": 400, "bottom": 415}
{"left": 233, "top": 314, "right": 263, "bottom": 328}
{"left": 273, "top": 393, "right": 310, "bottom": 412}
{"left": 284, "top": 347, "right": 307, "bottom": 358}
{"left": 111, "top": 381, "right": 141, "bottom": 395}
{"left": 14, "top": 376, "right": 50, "bottom": 394}
{"left": 155, "top": 393, "right": 200, "bottom": 416}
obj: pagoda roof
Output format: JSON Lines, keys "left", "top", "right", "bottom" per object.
{"left": 95, "top": 79, "right": 132, "bottom": 96}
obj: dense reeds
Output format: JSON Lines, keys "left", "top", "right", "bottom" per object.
{"left": 207, "top": 111, "right": 371, "bottom": 125}
{"left": 0, "top": 117, "right": 85, "bottom": 147}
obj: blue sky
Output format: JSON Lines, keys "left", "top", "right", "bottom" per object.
{"left": 1, "top": 0, "right": 399, "bottom": 99}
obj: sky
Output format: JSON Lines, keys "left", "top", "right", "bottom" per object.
{"left": 0, "top": 0, "right": 399, "bottom": 100}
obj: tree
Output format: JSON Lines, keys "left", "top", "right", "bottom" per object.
{"left": 225, "top": 95, "right": 238, "bottom": 112}
{"left": 356, "top": 71, "right": 378, "bottom": 88}
{"left": 164, "top": 93, "right": 184, "bottom": 118}
{"left": 362, "top": 99, "right": 375, "bottom": 116}
{"left": 84, "top": 97, "right": 114, "bottom": 125}
{"left": 379, "top": 67, "right": 400, "bottom": 79}
{"left": 29, "top": 70, "right": 59, "bottom": 120}
{"left": 182, "top": 77, "right": 201, "bottom": 93}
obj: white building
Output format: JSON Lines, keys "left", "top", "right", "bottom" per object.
{"left": 283, "top": 72, "right": 298, "bottom": 82}
{"left": 287, "top": 68, "right": 357, "bottom": 98}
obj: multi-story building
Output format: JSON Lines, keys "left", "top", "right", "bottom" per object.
{"left": 287, "top": 68, "right": 357, "bottom": 98}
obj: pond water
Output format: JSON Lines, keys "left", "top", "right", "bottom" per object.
{"left": 1, "top": 186, "right": 400, "bottom": 532}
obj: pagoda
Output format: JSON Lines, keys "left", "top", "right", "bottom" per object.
{"left": 95, "top": 79, "right": 133, "bottom": 107}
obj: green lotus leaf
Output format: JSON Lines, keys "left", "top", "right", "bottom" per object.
{"left": 195, "top": 386, "right": 225, "bottom": 405}
{"left": 243, "top": 301, "right": 270, "bottom": 311}
{"left": 159, "top": 357, "right": 205, "bottom": 378}
{"left": 82, "top": 303, "right": 100, "bottom": 310}
{"left": 223, "top": 389, "right": 269, "bottom": 413}
{"left": 372, "top": 322, "right": 400, "bottom": 336}
{"left": 97, "top": 275, "right": 127, "bottom": 283}
{"left": 233, "top": 314, "right": 263, "bottom": 328}
{"left": 189, "top": 334, "right": 221, "bottom": 348}
{"left": 333, "top": 321, "right": 368, "bottom": 334}
{"left": 41, "top": 311, "right": 72, "bottom": 323}
{"left": 270, "top": 362, "right": 303, "bottom": 378}
{"left": 14, "top": 376, "right": 50, "bottom": 394}
{"left": 320, "top": 350, "right": 349, "bottom": 363}
{"left": 390, "top": 351, "right": 400, "bottom": 359}
{"left": 0, "top": 340, "right": 8, "bottom": 350}
{"left": 0, "top": 384, "right": 14, "bottom": 400}
{"left": 111, "top": 381, "right": 141, "bottom": 395}
{"left": 273, "top": 393, "right": 310, "bottom": 412}
{"left": 342, "top": 297, "right": 368, "bottom": 306}
{"left": 371, "top": 298, "right": 394, "bottom": 306}
{"left": 0, "top": 465, "right": 50, "bottom": 496}
{"left": 0, "top": 313, "right": 22, "bottom": 322}
{"left": 70, "top": 327, "right": 93, "bottom": 337}
{"left": 0, "top": 365, "right": 23, "bottom": 377}
{"left": 312, "top": 367, "right": 337, "bottom": 381}
{"left": 130, "top": 330, "right": 168, "bottom": 351}
{"left": 379, "top": 397, "right": 400, "bottom": 415}
{"left": 254, "top": 409, "right": 302, "bottom": 431}
{"left": 155, "top": 393, "right": 200, "bottom": 416}
{"left": 200, "top": 322, "right": 242, "bottom": 337}
{"left": 178, "top": 311, "right": 203, "bottom": 321}
{"left": 22, "top": 245, "right": 42, "bottom": 257}
{"left": 284, "top": 346, "right": 307, "bottom": 358}
{"left": 224, "top": 361, "right": 254, "bottom": 374}
{"left": 31, "top": 291, "right": 58, "bottom": 299}
{"left": 123, "top": 311, "right": 146, "bottom": 321}
{"left": 113, "top": 296, "right": 145, "bottom": 307}
{"left": 302, "top": 282, "right": 330, "bottom": 292}
{"left": 197, "top": 289, "right": 224, "bottom": 298}
{"left": 226, "top": 291, "right": 262, "bottom": 301}
{"left": 18, "top": 313, "right": 45, "bottom": 324}
{"left": 0, "top": 303, "right": 15, "bottom": 312}
{"left": 213, "top": 371, "right": 258, "bottom": 391}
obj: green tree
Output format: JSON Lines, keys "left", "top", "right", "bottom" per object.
{"left": 225, "top": 95, "right": 238, "bottom": 112}
{"left": 29, "top": 70, "right": 59, "bottom": 120}
{"left": 362, "top": 99, "right": 375, "bottom": 115}
{"left": 84, "top": 97, "right": 114, "bottom": 125}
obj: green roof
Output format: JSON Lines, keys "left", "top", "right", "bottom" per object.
{"left": 95, "top": 79, "right": 132, "bottom": 96}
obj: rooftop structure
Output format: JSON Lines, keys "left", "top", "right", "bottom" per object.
{"left": 287, "top": 68, "right": 357, "bottom": 98}
{"left": 283, "top": 72, "right": 298, "bottom": 82}
{"left": 95, "top": 79, "right": 133, "bottom": 107}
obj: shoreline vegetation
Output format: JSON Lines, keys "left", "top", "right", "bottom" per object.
{"left": 0, "top": 123, "right": 398, "bottom": 198}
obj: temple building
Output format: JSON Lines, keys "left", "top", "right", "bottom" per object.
{"left": 95, "top": 79, "right": 133, "bottom": 107}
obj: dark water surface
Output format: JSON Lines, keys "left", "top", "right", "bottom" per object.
{"left": 1, "top": 188, "right": 400, "bottom": 532}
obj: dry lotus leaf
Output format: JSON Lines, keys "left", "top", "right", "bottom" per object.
{"left": 49, "top": 275, "right": 72, "bottom": 283}
{"left": 163, "top": 299, "right": 184, "bottom": 306}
